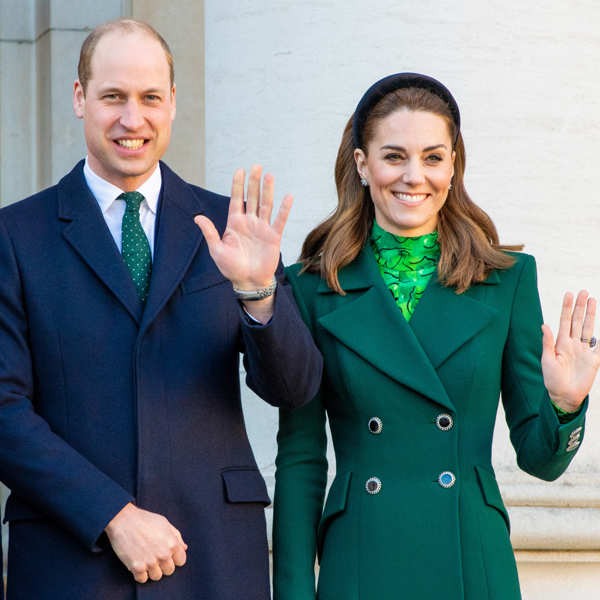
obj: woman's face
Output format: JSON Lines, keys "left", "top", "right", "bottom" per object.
{"left": 355, "top": 108, "right": 455, "bottom": 237}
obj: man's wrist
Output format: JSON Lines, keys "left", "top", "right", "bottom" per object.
{"left": 105, "top": 502, "right": 135, "bottom": 535}
{"left": 240, "top": 294, "right": 275, "bottom": 324}
{"left": 232, "top": 277, "right": 277, "bottom": 301}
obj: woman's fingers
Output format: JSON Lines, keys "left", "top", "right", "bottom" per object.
{"left": 569, "top": 290, "right": 589, "bottom": 339}
{"left": 541, "top": 324, "right": 556, "bottom": 358}
{"left": 555, "top": 292, "right": 574, "bottom": 347}
{"left": 246, "top": 164, "right": 262, "bottom": 215}
{"left": 581, "top": 296, "right": 597, "bottom": 343}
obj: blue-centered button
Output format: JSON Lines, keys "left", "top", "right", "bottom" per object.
{"left": 438, "top": 471, "right": 456, "bottom": 488}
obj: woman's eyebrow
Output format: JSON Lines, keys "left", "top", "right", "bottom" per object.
{"left": 379, "top": 144, "right": 448, "bottom": 151}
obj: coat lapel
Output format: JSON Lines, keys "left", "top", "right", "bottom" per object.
{"left": 409, "top": 270, "right": 499, "bottom": 369}
{"left": 58, "top": 162, "right": 144, "bottom": 323}
{"left": 139, "top": 163, "right": 204, "bottom": 333}
{"left": 317, "top": 246, "right": 454, "bottom": 411}
{"left": 317, "top": 245, "right": 500, "bottom": 411}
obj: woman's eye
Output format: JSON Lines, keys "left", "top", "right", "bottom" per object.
{"left": 426, "top": 154, "right": 443, "bottom": 162}
{"left": 384, "top": 153, "right": 403, "bottom": 161}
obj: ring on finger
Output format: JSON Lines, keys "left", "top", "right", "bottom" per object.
{"left": 581, "top": 336, "right": 597, "bottom": 348}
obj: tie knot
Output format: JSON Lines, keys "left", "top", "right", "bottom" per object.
{"left": 119, "top": 191, "right": 145, "bottom": 213}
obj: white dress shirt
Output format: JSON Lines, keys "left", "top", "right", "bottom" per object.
{"left": 83, "top": 158, "right": 162, "bottom": 259}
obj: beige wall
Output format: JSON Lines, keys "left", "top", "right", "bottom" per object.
{"left": 131, "top": 0, "right": 205, "bottom": 185}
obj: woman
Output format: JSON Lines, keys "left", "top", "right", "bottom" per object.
{"left": 273, "top": 73, "right": 599, "bottom": 600}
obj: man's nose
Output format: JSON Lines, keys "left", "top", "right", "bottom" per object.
{"left": 401, "top": 160, "right": 426, "bottom": 185}
{"left": 120, "top": 100, "right": 145, "bottom": 130}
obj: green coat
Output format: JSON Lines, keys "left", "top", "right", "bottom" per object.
{"left": 273, "top": 247, "right": 587, "bottom": 600}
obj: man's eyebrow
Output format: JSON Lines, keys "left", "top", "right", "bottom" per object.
{"left": 96, "top": 86, "right": 164, "bottom": 94}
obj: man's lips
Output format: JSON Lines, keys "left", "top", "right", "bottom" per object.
{"left": 114, "top": 138, "right": 147, "bottom": 150}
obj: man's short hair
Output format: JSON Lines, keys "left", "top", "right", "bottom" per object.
{"left": 78, "top": 19, "right": 175, "bottom": 94}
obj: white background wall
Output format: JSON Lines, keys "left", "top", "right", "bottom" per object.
{"left": 204, "top": 2, "right": 600, "bottom": 594}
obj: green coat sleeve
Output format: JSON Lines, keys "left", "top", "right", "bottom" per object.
{"left": 501, "top": 254, "right": 587, "bottom": 481}
{"left": 273, "top": 267, "right": 327, "bottom": 599}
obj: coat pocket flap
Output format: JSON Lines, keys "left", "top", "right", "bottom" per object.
{"left": 222, "top": 468, "right": 271, "bottom": 506}
{"left": 3, "top": 495, "right": 44, "bottom": 523}
{"left": 475, "top": 465, "right": 511, "bottom": 533}
{"left": 317, "top": 471, "right": 352, "bottom": 561}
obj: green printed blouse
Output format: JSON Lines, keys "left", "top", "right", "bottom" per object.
{"left": 370, "top": 221, "right": 440, "bottom": 322}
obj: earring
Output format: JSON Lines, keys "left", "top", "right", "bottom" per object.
{"left": 448, "top": 183, "right": 453, "bottom": 190}
{"left": 360, "top": 177, "right": 368, "bottom": 187}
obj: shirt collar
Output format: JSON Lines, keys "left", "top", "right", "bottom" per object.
{"left": 83, "top": 158, "right": 162, "bottom": 214}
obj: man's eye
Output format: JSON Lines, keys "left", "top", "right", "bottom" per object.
{"left": 145, "top": 95, "right": 160, "bottom": 102}
{"left": 103, "top": 94, "right": 119, "bottom": 100}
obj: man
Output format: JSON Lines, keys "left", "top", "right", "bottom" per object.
{"left": 0, "top": 19, "right": 321, "bottom": 600}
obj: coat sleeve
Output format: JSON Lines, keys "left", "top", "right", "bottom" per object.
{"left": 239, "top": 261, "right": 323, "bottom": 409}
{"left": 0, "top": 217, "right": 134, "bottom": 551}
{"left": 272, "top": 267, "right": 328, "bottom": 600}
{"left": 501, "top": 254, "right": 587, "bottom": 481}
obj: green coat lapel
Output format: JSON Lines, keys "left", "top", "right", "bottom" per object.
{"left": 409, "top": 269, "right": 499, "bottom": 368}
{"left": 316, "top": 246, "right": 454, "bottom": 411}
{"left": 316, "top": 246, "right": 500, "bottom": 411}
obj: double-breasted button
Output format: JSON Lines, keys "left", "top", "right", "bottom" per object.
{"left": 436, "top": 414, "right": 453, "bottom": 431}
{"left": 365, "top": 477, "right": 382, "bottom": 494}
{"left": 438, "top": 471, "right": 456, "bottom": 488}
{"left": 368, "top": 417, "right": 383, "bottom": 434}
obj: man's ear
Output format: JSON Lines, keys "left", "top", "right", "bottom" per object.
{"left": 170, "top": 84, "right": 176, "bottom": 120}
{"left": 73, "top": 80, "right": 85, "bottom": 119}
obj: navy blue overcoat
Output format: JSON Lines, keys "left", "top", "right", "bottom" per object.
{"left": 0, "top": 161, "right": 322, "bottom": 599}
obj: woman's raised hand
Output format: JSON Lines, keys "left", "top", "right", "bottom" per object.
{"left": 194, "top": 165, "right": 293, "bottom": 290}
{"left": 541, "top": 290, "right": 600, "bottom": 412}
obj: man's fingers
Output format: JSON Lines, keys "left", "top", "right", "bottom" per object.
{"left": 173, "top": 527, "right": 188, "bottom": 550}
{"left": 194, "top": 215, "right": 221, "bottom": 250}
{"left": 147, "top": 562, "right": 163, "bottom": 581}
{"left": 272, "top": 194, "right": 293, "bottom": 235}
{"left": 159, "top": 557, "right": 176, "bottom": 577}
{"left": 172, "top": 544, "right": 188, "bottom": 567}
{"left": 130, "top": 561, "right": 149, "bottom": 584}
{"left": 246, "top": 164, "right": 262, "bottom": 216}
{"left": 570, "top": 290, "right": 589, "bottom": 339}
{"left": 259, "top": 173, "right": 275, "bottom": 223}
{"left": 229, "top": 168, "right": 245, "bottom": 217}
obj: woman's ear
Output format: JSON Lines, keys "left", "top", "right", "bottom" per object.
{"left": 354, "top": 148, "right": 367, "bottom": 181}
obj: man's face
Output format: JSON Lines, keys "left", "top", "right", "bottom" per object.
{"left": 73, "top": 31, "right": 176, "bottom": 191}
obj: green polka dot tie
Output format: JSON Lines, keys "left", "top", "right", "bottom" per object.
{"left": 119, "top": 191, "right": 152, "bottom": 302}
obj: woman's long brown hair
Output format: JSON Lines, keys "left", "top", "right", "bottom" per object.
{"left": 299, "top": 87, "right": 522, "bottom": 294}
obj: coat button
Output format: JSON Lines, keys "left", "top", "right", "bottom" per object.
{"left": 436, "top": 414, "right": 454, "bottom": 431}
{"left": 368, "top": 417, "right": 383, "bottom": 434}
{"left": 365, "top": 477, "right": 382, "bottom": 494}
{"left": 438, "top": 471, "right": 456, "bottom": 488}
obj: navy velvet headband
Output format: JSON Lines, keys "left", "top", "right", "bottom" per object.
{"left": 351, "top": 72, "right": 461, "bottom": 149}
